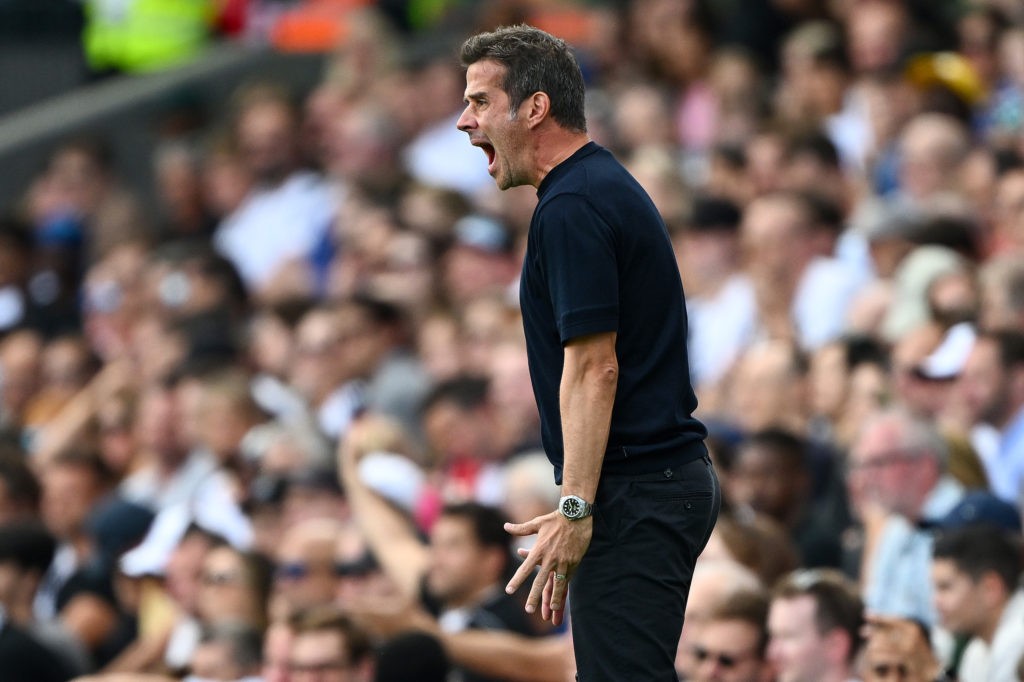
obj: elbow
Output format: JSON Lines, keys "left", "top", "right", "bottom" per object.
{"left": 579, "top": 357, "right": 617, "bottom": 391}
{"left": 595, "top": 361, "right": 618, "bottom": 387}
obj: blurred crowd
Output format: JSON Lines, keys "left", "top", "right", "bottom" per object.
{"left": 2, "top": 0, "right": 1024, "bottom": 680}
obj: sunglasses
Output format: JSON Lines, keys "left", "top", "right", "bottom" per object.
{"left": 691, "top": 644, "right": 757, "bottom": 669}
{"left": 276, "top": 562, "right": 312, "bottom": 581}
{"left": 277, "top": 556, "right": 379, "bottom": 582}
{"left": 334, "top": 559, "right": 376, "bottom": 577}
{"left": 200, "top": 571, "right": 244, "bottom": 587}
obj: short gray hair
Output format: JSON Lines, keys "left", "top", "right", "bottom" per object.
{"left": 858, "top": 406, "right": 948, "bottom": 468}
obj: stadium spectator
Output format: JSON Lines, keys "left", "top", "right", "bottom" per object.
{"left": 767, "top": 569, "right": 864, "bottom": 682}
{"left": 861, "top": 614, "right": 943, "bottom": 682}
{"left": 847, "top": 408, "right": 964, "bottom": 625}
{"left": 214, "top": 84, "right": 335, "bottom": 297}
{"left": 932, "top": 525, "right": 1024, "bottom": 681}
{"left": 0, "top": 519, "right": 89, "bottom": 674}
{"left": 739, "top": 192, "right": 867, "bottom": 350}
{"left": 187, "top": 621, "right": 264, "bottom": 682}
{"left": 727, "top": 429, "right": 846, "bottom": 568}
{"left": 340, "top": 417, "right": 540, "bottom": 680}
{"left": 957, "top": 329, "right": 1024, "bottom": 502}
{"left": 273, "top": 517, "right": 345, "bottom": 620}
{"left": 687, "top": 589, "right": 775, "bottom": 682}
{"left": 675, "top": 558, "right": 763, "bottom": 679}
{"left": 288, "top": 606, "right": 375, "bottom": 682}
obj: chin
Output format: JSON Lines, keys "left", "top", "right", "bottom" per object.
{"left": 428, "top": 584, "right": 455, "bottom": 603}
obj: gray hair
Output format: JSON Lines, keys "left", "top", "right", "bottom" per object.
{"left": 858, "top": 406, "right": 949, "bottom": 468}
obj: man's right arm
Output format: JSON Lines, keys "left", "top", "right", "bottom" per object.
{"left": 337, "top": 417, "right": 429, "bottom": 600}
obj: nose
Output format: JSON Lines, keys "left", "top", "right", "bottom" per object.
{"left": 696, "top": 660, "right": 718, "bottom": 680}
{"left": 456, "top": 105, "right": 475, "bottom": 132}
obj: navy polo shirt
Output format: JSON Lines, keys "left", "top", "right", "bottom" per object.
{"left": 520, "top": 142, "right": 706, "bottom": 483}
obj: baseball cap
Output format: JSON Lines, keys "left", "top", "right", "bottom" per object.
{"left": 937, "top": 492, "right": 1021, "bottom": 533}
{"left": 914, "top": 322, "right": 976, "bottom": 381}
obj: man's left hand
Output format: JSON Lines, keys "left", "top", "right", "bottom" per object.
{"left": 504, "top": 512, "right": 592, "bottom": 627}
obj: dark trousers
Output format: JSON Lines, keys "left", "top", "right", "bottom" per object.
{"left": 569, "top": 454, "right": 721, "bottom": 681}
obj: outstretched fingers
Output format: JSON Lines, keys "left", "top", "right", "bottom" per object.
{"left": 506, "top": 547, "right": 540, "bottom": 595}
{"left": 526, "top": 564, "right": 550, "bottom": 615}
{"left": 541, "top": 573, "right": 553, "bottom": 620}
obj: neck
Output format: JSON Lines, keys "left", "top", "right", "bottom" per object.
{"left": 529, "top": 128, "right": 590, "bottom": 188}
{"left": 979, "top": 598, "right": 1010, "bottom": 644}
{"left": 822, "top": 666, "right": 853, "bottom": 682}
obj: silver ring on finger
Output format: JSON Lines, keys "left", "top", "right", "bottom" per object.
{"left": 554, "top": 573, "right": 567, "bottom": 581}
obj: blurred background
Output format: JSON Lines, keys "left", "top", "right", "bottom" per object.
{"left": 1, "top": 0, "right": 1024, "bottom": 681}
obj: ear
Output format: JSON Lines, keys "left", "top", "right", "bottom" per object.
{"left": 822, "top": 628, "right": 849, "bottom": 665}
{"left": 1010, "top": 366, "right": 1024, "bottom": 405}
{"left": 483, "top": 545, "right": 508, "bottom": 583}
{"left": 980, "top": 570, "right": 1008, "bottom": 606}
{"left": 524, "top": 92, "right": 551, "bottom": 129}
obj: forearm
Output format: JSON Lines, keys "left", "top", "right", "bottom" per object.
{"left": 35, "top": 360, "right": 131, "bottom": 466}
{"left": 442, "top": 630, "right": 569, "bottom": 682}
{"left": 33, "top": 386, "right": 98, "bottom": 465}
{"left": 559, "top": 335, "right": 618, "bottom": 501}
{"left": 337, "top": 443, "right": 428, "bottom": 598}
{"left": 100, "top": 628, "right": 172, "bottom": 673}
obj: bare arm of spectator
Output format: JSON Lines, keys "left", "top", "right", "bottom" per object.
{"left": 100, "top": 625, "right": 172, "bottom": 674}
{"left": 337, "top": 416, "right": 429, "bottom": 600}
{"left": 857, "top": 499, "right": 890, "bottom": 592}
{"left": 441, "top": 629, "right": 571, "bottom": 682}
{"left": 33, "top": 360, "right": 133, "bottom": 466}
{"left": 347, "top": 592, "right": 570, "bottom": 682}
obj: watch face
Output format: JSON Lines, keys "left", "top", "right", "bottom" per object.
{"left": 562, "top": 497, "right": 582, "bottom": 518}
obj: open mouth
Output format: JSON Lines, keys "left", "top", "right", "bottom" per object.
{"left": 476, "top": 141, "right": 497, "bottom": 174}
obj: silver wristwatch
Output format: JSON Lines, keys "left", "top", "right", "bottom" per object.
{"left": 558, "top": 495, "right": 594, "bottom": 520}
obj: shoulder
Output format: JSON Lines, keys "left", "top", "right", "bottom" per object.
{"left": 0, "top": 622, "right": 72, "bottom": 677}
{"left": 957, "top": 638, "right": 989, "bottom": 678}
{"left": 538, "top": 146, "right": 629, "bottom": 205}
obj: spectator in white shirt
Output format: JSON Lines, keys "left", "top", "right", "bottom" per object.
{"left": 214, "top": 83, "right": 335, "bottom": 296}
{"left": 932, "top": 525, "right": 1024, "bottom": 682}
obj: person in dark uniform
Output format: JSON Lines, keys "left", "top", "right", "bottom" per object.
{"left": 0, "top": 606, "right": 76, "bottom": 682}
{"left": 457, "top": 24, "right": 721, "bottom": 681}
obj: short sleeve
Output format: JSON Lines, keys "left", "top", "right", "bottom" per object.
{"left": 535, "top": 194, "right": 619, "bottom": 343}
